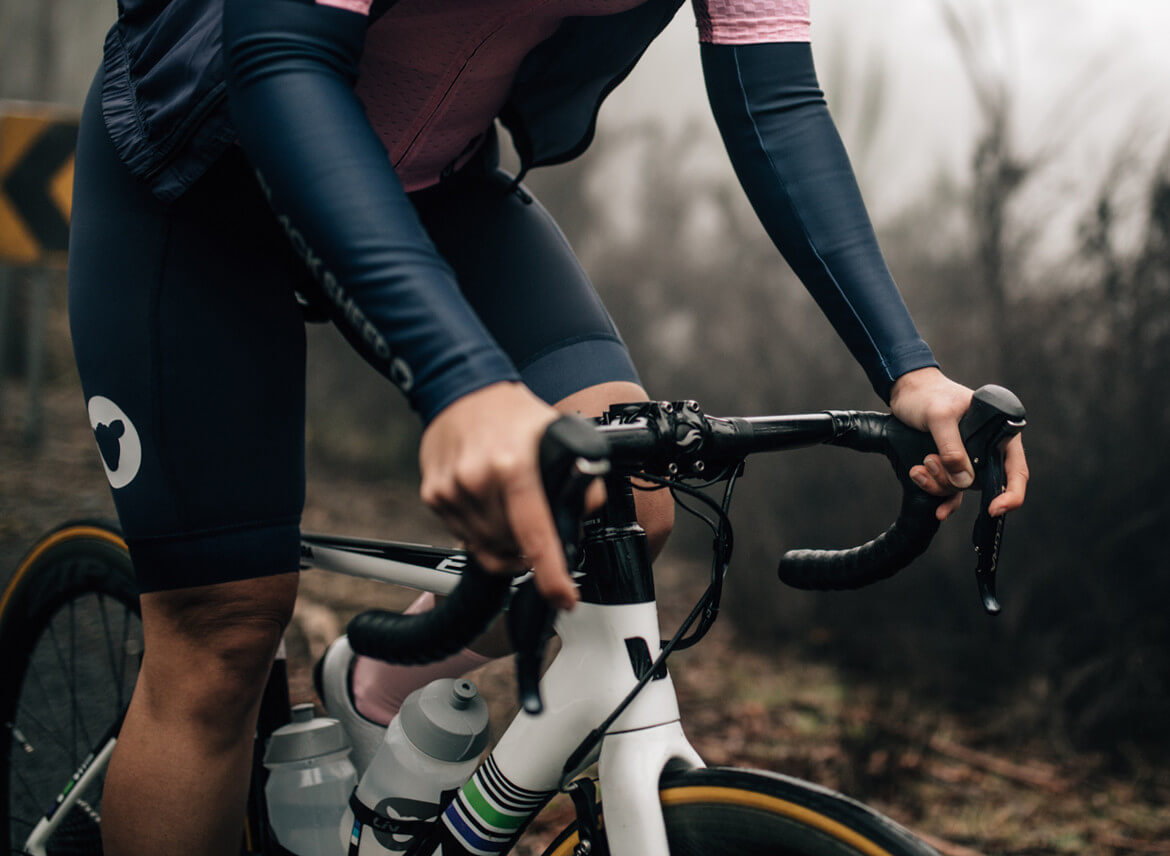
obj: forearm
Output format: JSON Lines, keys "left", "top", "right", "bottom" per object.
{"left": 222, "top": 0, "right": 518, "bottom": 423}
{"left": 701, "top": 40, "right": 936, "bottom": 401}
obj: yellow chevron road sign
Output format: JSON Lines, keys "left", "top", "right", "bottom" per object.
{"left": 0, "top": 104, "right": 80, "bottom": 266}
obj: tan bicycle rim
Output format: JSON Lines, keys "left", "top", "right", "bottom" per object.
{"left": 0, "top": 525, "right": 128, "bottom": 617}
{"left": 544, "top": 783, "right": 897, "bottom": 856}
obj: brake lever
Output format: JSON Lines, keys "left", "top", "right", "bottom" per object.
{"left": 509, "top": 416, "right": 610, "bottom": 715}
{"left": 507, "top": 579, "right": 556, "bottom": 715}
{"left": 970, "top": 471, "right": 1006, "bottom": 614}
{"left": 881, "top": 385, "right": 1026, "bottom": 615}
{"left": 957, "top": 386, "right": 1027, "bottom": 615}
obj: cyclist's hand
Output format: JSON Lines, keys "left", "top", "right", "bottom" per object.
{"left": 889, "top": 367, "right": 1029, "bottom": 521}
{"left": 419, "top": 382, "right": 591, "bottom": 610}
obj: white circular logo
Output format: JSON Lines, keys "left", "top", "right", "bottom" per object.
{"left": 87, "top": 396, "right": 142, "bottom": 489}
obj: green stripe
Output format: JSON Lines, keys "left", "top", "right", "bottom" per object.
{"left": 464, "top": 778, "right": 525, "bottom": 831}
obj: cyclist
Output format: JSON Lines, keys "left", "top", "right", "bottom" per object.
{"left": 67, "top": 1, "right": 1028, "bottom": 853}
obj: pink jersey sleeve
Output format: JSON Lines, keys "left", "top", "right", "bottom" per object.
{"left": 692, "top": 0, "right": 810, "bottom": 44}
{"left": 315, "top": 0, "right": 373, "bottom": 15}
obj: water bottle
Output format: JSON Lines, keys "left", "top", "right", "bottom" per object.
{"left": 265, "top": 703, "right": 358, "bottom": 856}
{"left": 340, "top": 678, "right": 490, "bottom": 855}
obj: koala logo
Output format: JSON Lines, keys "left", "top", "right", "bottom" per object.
{"left": 369, "top": 792, "right": 455, "bottom": 852}
{"left": 87, "top": 396, "right": 142, "bottom": 489}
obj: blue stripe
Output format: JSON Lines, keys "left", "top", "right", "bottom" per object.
{"left": 444, "top": 807, "right": 503, "bottom": 854}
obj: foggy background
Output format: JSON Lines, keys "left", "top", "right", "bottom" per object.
{"left": 2, "top": 0, "right": 1168, "bottom": 797}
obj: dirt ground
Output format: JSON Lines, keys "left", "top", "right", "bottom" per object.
{"left": 2, "top": 379, "right": 1167, "bottom": 856}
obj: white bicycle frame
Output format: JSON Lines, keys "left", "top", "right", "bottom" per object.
{"left": 21, "top": 732, "right": 116, "bottom": 856}
{"left": 21, "top": 529, "right": 703, "bottom": 856}
{"left": 307, "top": 535, "right": 706, "bottom": 856}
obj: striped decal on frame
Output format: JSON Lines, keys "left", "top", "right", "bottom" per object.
{"left": 440, "top": 755, "right": 552, "bottom": 855}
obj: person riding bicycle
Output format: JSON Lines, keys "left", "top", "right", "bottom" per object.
{"left": 68, "top": 1, "right": 1028, "bottom": 853}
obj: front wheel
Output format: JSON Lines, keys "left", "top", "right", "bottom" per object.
{"left": 0, "top": 521, "right": 142, "bottom": 855}
{"left": 541, "top": 767, "right": 939, "bottom": 856}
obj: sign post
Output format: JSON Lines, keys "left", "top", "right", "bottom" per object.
{"left": 0, "top": 265, "right": 10, "bottom": 422}
{"left": 0, "top": 103, "right": 79, "bottom": 445}
{"left": 1, "top": 106, "right": 77, "bottom": 264}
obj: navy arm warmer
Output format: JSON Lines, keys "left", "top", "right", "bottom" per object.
{"left": 701, "top": 41, "right": 936, "bottom": 401}
{"left": 222, "top": 0, "right": 520, "bottom": 424}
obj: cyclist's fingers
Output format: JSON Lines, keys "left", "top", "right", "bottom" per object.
{"left": 471, "top": 548, "right": 527, "bottom": 575}
{"left": 910, "top": 458, "right": 951, "bottom": 496}
{"left": 924, "top": 410, "right": 974, "bottom": 489}
{"left": 447, "top": 502, "right": 528, "bottom": 574}
{"left": 428, "top": 459, "right": 534, "bottom": 557}
{"left": 425, "top": 485, "right": 530, "bottom": 573}
{"left": 936, "top": 491, "right": 963, "bottom": 521}
{"left": 451, "top": 490, "right": 516, "bottom": 554}
{"left": 988, "top": 436, "right": 1029, "bottom": 517}
{"left": 425, "top": 483, "right": 501, "bottom": 550}
{"left": 908, "top": 458, "right": 961, "bottom": 521}
{"left": 420, "top": 471, "right": 458, "bottom": 515}
{"left": 422, "top": 482, "right": 469, "bottom": 539}
{"left": 910, "top": 462, "right": 963, "bottom": 521}
{"left": 503, "top": 471, "right": 578, "bottom": 611}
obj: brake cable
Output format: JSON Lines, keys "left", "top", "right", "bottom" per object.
{"left": 561, "top": 463, "right": 742, "bottom": 778}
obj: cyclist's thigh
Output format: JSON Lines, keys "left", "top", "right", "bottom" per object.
{"left": 68, "top": 70, "right": 310, "bottom": 594}
{"left": 409, "top": 155, "right": 641, "bottom": 406}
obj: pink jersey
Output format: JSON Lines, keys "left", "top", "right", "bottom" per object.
{"left": 315, "top": 0, "right": 811, "bottom": 191}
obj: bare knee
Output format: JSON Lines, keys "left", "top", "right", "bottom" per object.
{"left": 137, "top": 574, "right": 298, "bottom": 731}
{"left": 554, "top": 381, "right": 676, "bottom": 558}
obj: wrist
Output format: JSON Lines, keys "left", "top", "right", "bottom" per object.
{"left": 890, "top": 366, "right": 944, "bottom": 403}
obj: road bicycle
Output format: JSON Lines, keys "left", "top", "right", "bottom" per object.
{"left": 1, "top": 386, "right": 1026, "bottom": 856}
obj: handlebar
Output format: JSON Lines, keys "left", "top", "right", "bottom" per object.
{"left": 775, "top": 385, "right": 1026, "bottom": 613}
{"left": 347, "top": 386, "right": 1026, "bottom": 705}
{"left": 345, "top": 416, "right": 608, "bottom": 712}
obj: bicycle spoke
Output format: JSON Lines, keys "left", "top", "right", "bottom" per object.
{"left": 69, "top": 597, "right": 79, "bottom": 768}
{"left": 99, "top": 593, "right": 122, "bottom": 716}
{"left": 27, "top": 666, "right": 67, "bottom": 743}
{"left": 46, "top": 617, "right": 82, "bottom": 764}
{"left": 10, "top": 760, "right": 40, "bottom": 812}
{"left": 2, "top": 532, "right": 141, "bottom": 855}
{"left": 65, "top": 604, "right": 96, "bottom": 755}
{"left": 119, "top": 600, "right": 139, "bottom": 711}
{"left": 10, "top": 812, "right": 39, "bottom": 856}
{"left": 14, "top": 693, "right": 74, "bottom": 758}
{"left": 45, "top": 621, "right": 71, "bottom": 699}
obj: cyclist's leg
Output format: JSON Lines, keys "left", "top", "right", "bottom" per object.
{"left": 68, "top": 69, "right": 310, "bottom": 855}
{"left": 345, "top": 144, "right": 671, "bottom": 728}
{"left": 104, "top": 576, "right": 297, "bottom": 855}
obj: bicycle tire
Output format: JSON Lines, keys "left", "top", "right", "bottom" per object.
{"left": 539, "top": 766, "right": 939, "bottom": 856}
{"left": 0, "top": 521, "right": 141, "bottom": 856}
